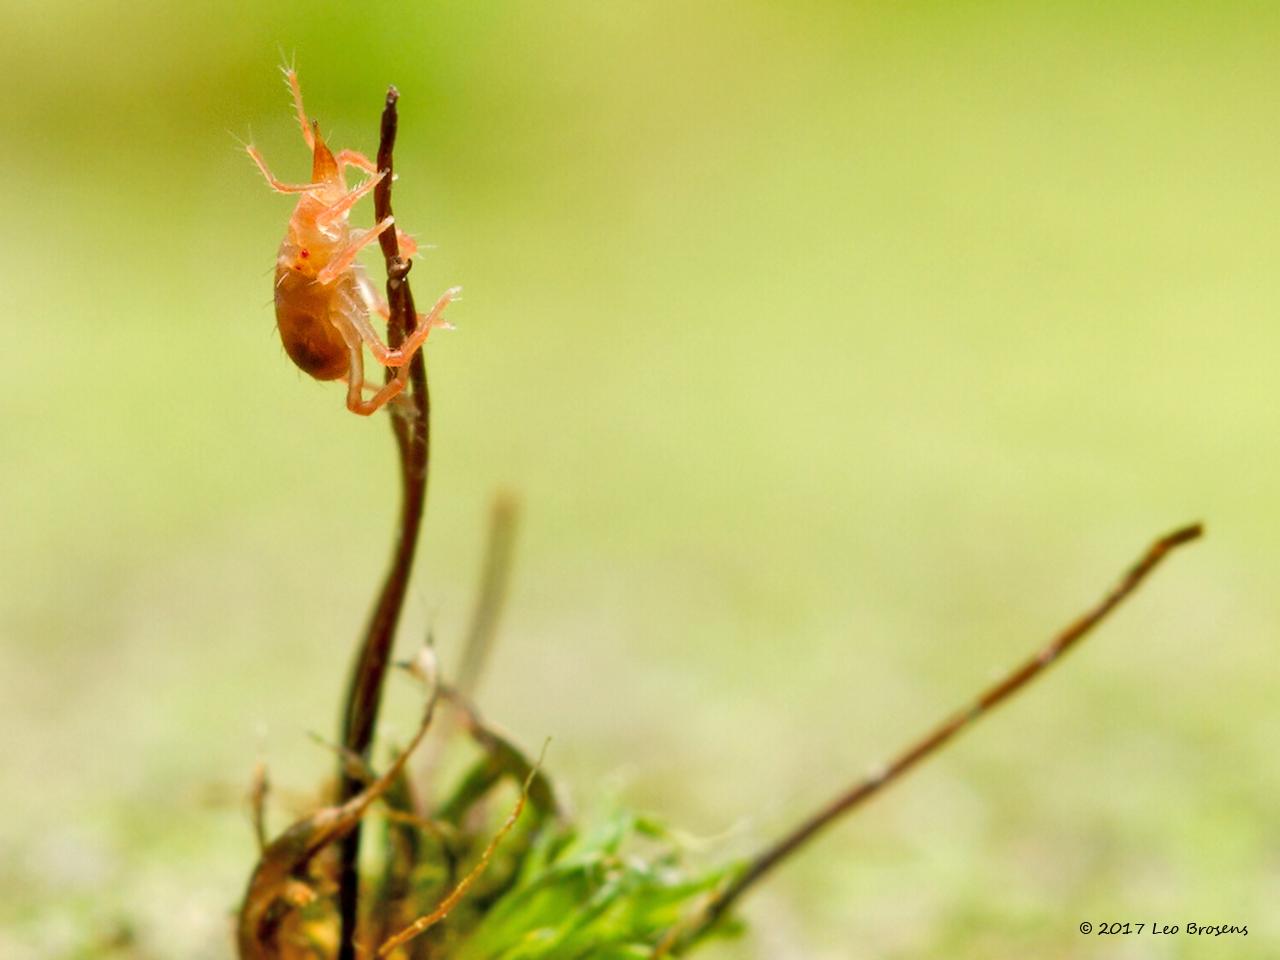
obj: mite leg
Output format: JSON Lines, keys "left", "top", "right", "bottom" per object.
{"left": 351, "top": 276, "right": 458, "bottom": 353}
{"left": 380, "top": 287, "right": 459, "bottom": 367}
{"left": 396, "top": 230, "right": 419, "bottom": 258}
{"left": 246, "top": 145, "right": 319, "bottom": 194}
{"left": 342, "top": 286, "right": 461, "bottom": 368}
{"left": 354, "top": 272, "right": 392, "bottom": 321}
{"left": 334, "top": 149, "right": 378, "bottom": 174}
{"left": 355, "top": 270, "right": 454, "bottom": 332}
{"left": 315, "top": 172, "right": 387, "bottom": 229}
{"left": 281, "top": 71, "right": 376, "bottom": 173}
{"left": 283, "top": 68, "right": 315, "bottom": 151}
{"left": 315, "top": 216, "right": 396, "bottom": 285}
{"left": 343, "top": 336, "right": 408, "bottom": 416}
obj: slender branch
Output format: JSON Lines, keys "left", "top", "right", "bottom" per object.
{"left": 336, "top": 85, "right": 431, "bottom": 960}
{"left": 668, "top": 522, "right": 1203, "bottom": 949}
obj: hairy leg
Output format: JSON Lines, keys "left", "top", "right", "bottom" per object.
{"left": 283, "top": 68, "right": 315, "bottom": 151}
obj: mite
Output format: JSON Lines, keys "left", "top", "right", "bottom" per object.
{"left": 247, "top": 69, "right": 459, "bottom": 415}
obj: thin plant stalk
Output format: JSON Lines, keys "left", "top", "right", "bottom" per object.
{"left": 336, "top": 85, "right": 430, "bottom": 960}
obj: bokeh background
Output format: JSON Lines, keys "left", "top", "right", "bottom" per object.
{"left": 2, "top": 2, "right": 1277, "bottom": 957}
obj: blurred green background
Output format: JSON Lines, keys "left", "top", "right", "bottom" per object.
{"left": 2, "top": 1, "right": 1277, "bottom": 957}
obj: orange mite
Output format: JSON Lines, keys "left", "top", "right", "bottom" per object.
{"left": 247, "top": 69, "right": 459, "bottom": 415}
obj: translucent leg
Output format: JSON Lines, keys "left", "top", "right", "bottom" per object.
{"left": 342, "top": 285, "right": 461, "bottom": 368}
{"left": 315, "top": 172, "right": 387, "bottom": 228}
{"left": 283, "top": 68, "right": 314, "bottom": 150}
{"left": 334, "top": 149, "right": 378, "bottom": 174}
{"left": 246, "top": 145, "right": 318, "bottom": 194}
{"left": 395, "top": 229, "right": 419, "bottom": 258}
{"left": 316, "top": 217, "right": 396, "bottom": 285}
{"left": 343, "top": 339, "right": 408, "bottom": 416}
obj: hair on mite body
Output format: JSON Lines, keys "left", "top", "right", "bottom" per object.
{"left": 247, "top": 68, "right": 460, "bottom": 415}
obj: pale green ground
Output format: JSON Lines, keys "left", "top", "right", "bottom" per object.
{"left": 1, "top": 2, "right": 1277, "bottom": 957}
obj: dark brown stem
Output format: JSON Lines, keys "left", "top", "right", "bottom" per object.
{"left": 336, "top": 85, "right": 430, "bottom": 960}
{"left": 670, "top": 522, "right": 1203, "bottom": 949}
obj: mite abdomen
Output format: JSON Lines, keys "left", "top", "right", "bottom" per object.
{"left": 275, "top": 267, "right": 349, "bottom": 381}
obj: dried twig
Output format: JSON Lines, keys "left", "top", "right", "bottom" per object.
{"left": 659, "top": 523, "right": 1203, "bottom": 953}
{"left": 336, "top": 85, "right": 431, "bottom": 960}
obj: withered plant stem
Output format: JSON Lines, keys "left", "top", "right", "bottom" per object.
{"left": 668, "top": 522, "right": 1203, "bottom": 949}
{"left": 336, "top": 85, "right": 429, "bottom": 960}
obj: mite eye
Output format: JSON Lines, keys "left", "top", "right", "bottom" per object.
{"left": 299, "top": 249, "right": 310, "bottom": 259}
